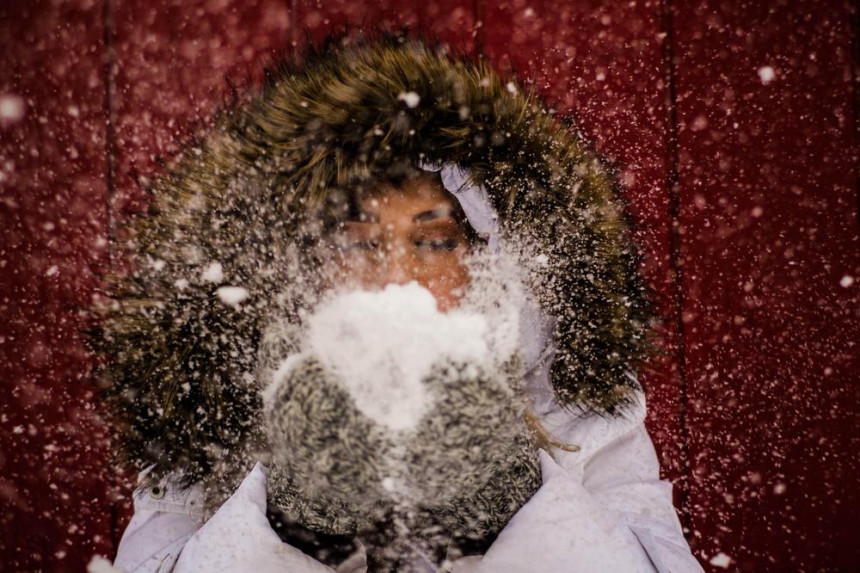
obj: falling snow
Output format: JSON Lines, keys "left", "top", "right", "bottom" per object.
{"left": 3, "top": 2, "right": 858, "bottom": 571}
{"left": 709, "top": 552, "right": 732, "bottom": 568}
{"left": 757, "top": 65, "right": 776, "bottom": 84}
{"left": 216, "top": 285, "right": 249, "bottom": 307}
{"left": 201, "top": 261, "right": 224, "bottom": 283}
{"left": 0, "top": 93, "right": 26, "bottom": 124}
{"left": 397, "top": 91, "right": 421, "bottom": 108}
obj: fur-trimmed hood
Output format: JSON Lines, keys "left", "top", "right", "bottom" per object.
{"left": 97, "top": 33, "right": 654, "bottom": 485}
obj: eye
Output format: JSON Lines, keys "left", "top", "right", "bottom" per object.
{"left": 346, "top": 239, "right": 379, "bottom": 251}
{"left": 415, "top": 238, "right": 459, "bottom": 251}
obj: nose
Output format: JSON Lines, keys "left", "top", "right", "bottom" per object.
{"left": 381, "top": 244, "right": 413, "bottom": 286}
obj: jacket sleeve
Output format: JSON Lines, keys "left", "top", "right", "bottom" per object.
{"left": 113, "top": 463, "right": 355, "bottom": 573}
{"left": 452, "top": 396, "right": 704, "bottom": 573}
{"left": 577, "top": 422, "right": 704, "bottom": 573}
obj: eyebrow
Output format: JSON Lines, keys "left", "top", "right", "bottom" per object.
{"left": 343, "top": 206, "right": 456, "bottom": 225}
{"left": 345, "top": 212, "right": 380, "bottom": 224}
{"left": 413, "top": 207, "right": 456, "bottom": 222}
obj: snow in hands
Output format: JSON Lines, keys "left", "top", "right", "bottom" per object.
{"left": 277, "top": 281, "right": 501, "bottom": 432}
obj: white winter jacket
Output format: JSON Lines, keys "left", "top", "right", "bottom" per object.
{"left": 113, "top": 386, "right": 703, "bottom": 573}
{"left": 113, "top": 165, "right": 703, "bottom": 573}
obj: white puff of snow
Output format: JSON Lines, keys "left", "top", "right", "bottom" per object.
{"left": 397, "top": 91, "right": 421, "bottom": 108}
{"left": 0, "top": 94, "right": 25, "bottom": 123}
{"left": 201, "top": 261, "right": 224, "bottom": 283}
{"left": 87, "top": 556, "right": 124, "bottom": 573}
{"left": 757, "top": 66, "right": 775, "bottom": 84}
{"left": 216, "top": 286, "right": 249, "bottom": 307}
{"left": 709, "top": 553, "right": 732, "bottom": 568}
{"left": 304, "top": 281, "right": 493, "bottom": 432}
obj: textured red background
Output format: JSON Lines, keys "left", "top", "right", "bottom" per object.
{"left": 1, "top": 1, "right": 858, "bottom": 571}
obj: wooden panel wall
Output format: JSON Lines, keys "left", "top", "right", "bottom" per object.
{"left": 670, "top": 2, "right": 860, "bottom": 567}
{"left": 1, "top": 2, "right": 114, "bottom": 570}
{"left": 1, "top": 0, "right": 857, "bottom": 570}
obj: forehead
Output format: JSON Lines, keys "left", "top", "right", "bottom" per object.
{"left": 360, "top": 173, "right": 455, "bottom": 214}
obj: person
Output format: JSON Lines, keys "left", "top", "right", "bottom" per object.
{"left": 99, "top": 31, "right": 704, "bottom": 572}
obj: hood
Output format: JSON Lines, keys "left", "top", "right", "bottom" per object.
{"left": 96, "top": 32, "right": 655, "bottom": 484}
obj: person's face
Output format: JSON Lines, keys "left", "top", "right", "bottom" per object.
{"left": 331, "top": 173, "right": 472, "bottom": 312}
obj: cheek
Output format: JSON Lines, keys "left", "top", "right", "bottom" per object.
{"left": 416, "top": 252, "right": 471, "bottom": 311}
{"left": 332, "top": 251, "right": 377, "bottom": 286}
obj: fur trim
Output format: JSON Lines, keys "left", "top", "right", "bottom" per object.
{"left": 95, "top": 32, "right": 655, "bottom": 484}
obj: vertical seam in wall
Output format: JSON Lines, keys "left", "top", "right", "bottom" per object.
{"left": 849, "top": 0, "right": 860, "bottom": 235}
{"left": 658, "top": 0, "right": 694, "bottom": 538}
{"left": 288, "top": 0, "right": 299, "bottom": 65}
{"left": 101, "top": 0, "right": 120, "bottom": 554}
{"left": 473, "top": 0, "right": 485, "bottom": 57}
{"left": 102, "top": 0, "right": 117, "bottom": 269}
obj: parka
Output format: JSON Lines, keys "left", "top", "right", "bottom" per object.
{"left": 99, "top": 32, "right": 704, "bottom": 572}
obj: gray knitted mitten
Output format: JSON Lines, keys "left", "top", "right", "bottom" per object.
{"left": 402, "top": 359, "right": 541, "bottom": 547}
{"left": 263, "top": 348, "right": 541, "bottom": 571}
{"left": 263, "top": 353, "right": 395, "bottom": 536}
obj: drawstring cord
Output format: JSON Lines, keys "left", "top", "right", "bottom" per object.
{"left": 524, "top": 410, "right": 580, "bottom": 453}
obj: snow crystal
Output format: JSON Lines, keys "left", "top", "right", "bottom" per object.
{"left": 0, "top": 94, "right": 25, "bottom": 124}
{"left": 216, "top": 286, "right": 249, "bottom": 307}
{"left": 201, "top": 261, "right": 223, "bottom": 283}
{"left": 757, "top": 66, "right": 775, "bottom": 84}
{"left": 45, "top": 265, "right": 58, "bottom": 277}
{"left": 691, "top": 115, "right": 708, "bottom": 131}
{"left": 87, "top": 556, "right": 123, "bottom": 573}
{"left": 304, "top": 281, "right": 493, "bottom": 431}
{"left": 398, "top": 91, "right": 420, "bottom": 108}
{"left": 381, "top": 476, "right": 398, "bottom": 493}
{"left": 710, "top": 553, "right": 732, "bottom": 568}
{"left": 840, "top": 275, "right": 853, "bottom": 288}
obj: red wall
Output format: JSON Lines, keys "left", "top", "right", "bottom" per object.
{"left": 1, "top": 1, "right": 858, "bottom": 570}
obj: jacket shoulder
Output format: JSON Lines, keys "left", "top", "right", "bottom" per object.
{"left": 536, "top": 383, "right": 648, "bottom": 470}
{"left": 132, "top": 469, "right": 207, "bottom": 518}
{"left": 113, "top": 473, "right": 206, "bottom": 572}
